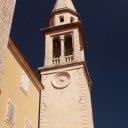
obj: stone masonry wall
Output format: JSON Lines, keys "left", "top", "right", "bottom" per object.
{"left": 40, "top": 65, "right": 94, "bottom": 128}
{"left": 0, "top": 0, "right": 16, "bottom": 81}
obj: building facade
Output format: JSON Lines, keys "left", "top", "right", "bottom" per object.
{"left": 0, "top": 0, "right": 16, "bottom": 81}
{"left": 0, "top": 38, "right": 43, "bottom": 128}
{"left": 0, "top": 0, "right": 94, "bottom": 128}
{"left": 39, "top": 0, "right": 94, "bottom": 128}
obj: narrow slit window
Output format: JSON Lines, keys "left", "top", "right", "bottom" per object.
{"left": 64, "top": 35, "right": 73, "bottom": 56}
{"left": 53, "top": 37, "right": 61, "bottom": 58}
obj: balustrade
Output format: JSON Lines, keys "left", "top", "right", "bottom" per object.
{"left": 65, "top": 55, "right": 74, "bottom": 62}
{"left": 52, "top": 58, "right": 60, "bottom": 64}
{"left": 52, "top": 55, "right": 74, "bottom": 65}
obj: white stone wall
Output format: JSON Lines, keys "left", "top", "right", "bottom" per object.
{"left": 40, "top": 65, "right": 94, "bottom": 128}
{"left": 53, "top": 12, "right": 78, "bottom": 26}
{"left": 44, "top": 28, "right": 84, "bottom": 66}
{"left": 0, "top": 0, "right": 16, "bottom": 80}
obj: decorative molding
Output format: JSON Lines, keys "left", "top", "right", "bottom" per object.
{"left": 52, "top": 72, "right": 71, "bottom": 89}
{"left": 41, "top": 102, "right": 47, "bottom": 110}
{"left": 39, "top": 61, "right": 92, "bottom": 89}
{"left": 77, "top": 68, "right": 89, "bottom": 128}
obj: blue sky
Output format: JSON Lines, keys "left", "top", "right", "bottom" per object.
{"left": 11, "top": 0, "right": 128, "bottom": 127}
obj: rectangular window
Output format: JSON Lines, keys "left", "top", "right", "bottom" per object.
{"left": 53, "top": 37, "right": 61, "bottom": 58}
{"left": 21, "top": 70, "right": 29, "bottom": 94}
{"left": 25, "top": 118, "right": 32, "bottom": 128}
{"left": 5, "top": 99, "right": 16, "bottom": 127}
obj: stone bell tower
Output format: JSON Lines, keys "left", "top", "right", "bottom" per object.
{"left": 39, "top": 0, "right": 94, "bottom": 128}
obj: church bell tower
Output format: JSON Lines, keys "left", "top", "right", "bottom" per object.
{"left": 39, "top": 0, "right": 94, "bottom": 128}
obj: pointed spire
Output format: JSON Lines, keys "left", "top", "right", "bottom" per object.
{"left": 52, "top": 0, "right": 76, "bottom": 12}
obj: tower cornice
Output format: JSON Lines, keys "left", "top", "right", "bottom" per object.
{"left": 49, "top": 8, "right": 80, "bottom": 23}
{"left": 40, "top": 22, "right": 87, "bottom": 50}
{"left": 39, "top": 61, "right": 92, "bottom": 89}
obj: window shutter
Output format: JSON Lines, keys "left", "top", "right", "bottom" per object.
{"left": 25, "top": 120, "right": 29, "bottom": 128}
{"left": 25, "top": 119, "right": 32, "bottom": 128}
{"left": 29, "top": 123, "right": 32, "bottom": 128}
{"left": 6, "top": 100, "right": 16, "bottom": 126}
{"left": 21, "top": 70, "right": 29, "bottom": 92}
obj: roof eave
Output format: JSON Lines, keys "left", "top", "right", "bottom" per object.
{"left": 8, "top": 38, "right": 44, "bottom": 92}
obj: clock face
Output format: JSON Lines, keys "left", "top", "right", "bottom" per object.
{"left": 52, "top": 72, "right": 71, "bottom": 89}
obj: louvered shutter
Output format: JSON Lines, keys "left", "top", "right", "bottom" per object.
{"left": 29, "top": 122, "right": 32, "bottom": 128}
{"left": 6, "top": 101, "right": 16, "bottom": 126}
{"left": 21, "top": 70, "right": 29, "bottom": 92}
{"left": 25, "top": 120, "right": 32, "bottom": 128}
{"left": 25, "top": 120, "right": 29, "bottom": 128}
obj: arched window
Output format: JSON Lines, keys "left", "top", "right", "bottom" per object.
{"left": 70, "top": 17, "right": 75, "bottom": 23}
{"left": 59, "top": 16, "right": 64, "bottom": 23}
{"left": 64, "top": 35, "right": 73, "bottom": 56}
{"left": 53, "top": 37, "right": 61, "bottom": 58}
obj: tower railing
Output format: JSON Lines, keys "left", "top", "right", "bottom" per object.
{"left": 52, "top": 55, "right": 74, "bottom": 65}
{"left": 65, "top": 55, "right": 74, "bottom": 62}
{"left": 52, "top": 58, "right": 60, "bottom": 64}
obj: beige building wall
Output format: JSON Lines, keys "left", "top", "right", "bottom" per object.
{"left": 0, "top": 0, "right": 16, "bottom": 80}
{"left": 0, "top": 39, "right": 43, "bottom": 128}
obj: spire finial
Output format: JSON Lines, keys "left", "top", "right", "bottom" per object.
{"left": 52, "top": 0, "right": 76, "bottom": 12}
